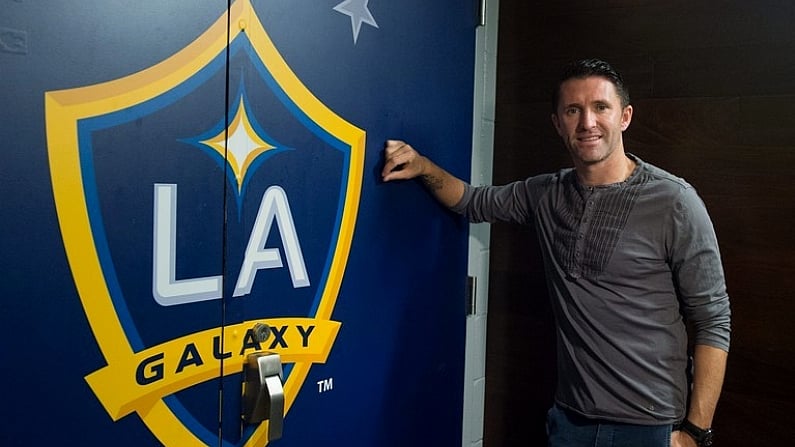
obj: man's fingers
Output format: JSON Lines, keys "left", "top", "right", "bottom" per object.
{"left": 384, "top": 139, "right": 405, "bottom": 155}
{"left": 383, "top": 140, "right": 423, "bottom": 181}
{"left": 382, "top": 170, "right": 405, "bottom": 182}
{"left": 382, "top": 154, "right": 408, "bottom": 179}
{"left": 382, "top": 140, "right": 408, "bottom": 177}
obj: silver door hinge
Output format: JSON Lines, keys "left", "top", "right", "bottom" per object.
{"left": 478, "top": 0, "right": 487, "bottom": 27}
{"left": 466, "top": 275, "right": 477, "bottom": 316}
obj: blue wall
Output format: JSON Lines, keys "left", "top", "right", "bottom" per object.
{"left": 0, "top": 1, "right": 476, "bottom": 445}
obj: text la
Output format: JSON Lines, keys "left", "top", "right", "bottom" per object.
{"left": 152, "top": 183, "right": 309, "bottom": 306}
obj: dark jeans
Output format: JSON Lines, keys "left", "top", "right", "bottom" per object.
{"left": 547, "top": 405, "right": 672, "bottom": 447}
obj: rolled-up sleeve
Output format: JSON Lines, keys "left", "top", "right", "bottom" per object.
{"left": 451, "top": 176, "right": 549, "bottom": 225}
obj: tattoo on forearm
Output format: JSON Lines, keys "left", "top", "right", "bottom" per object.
{"left": 420, "top": 174, "right": 444, "bottom": 191}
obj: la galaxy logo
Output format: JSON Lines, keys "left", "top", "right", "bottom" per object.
{"left": 45, "top": 1, "right": 364, "bottom": 445}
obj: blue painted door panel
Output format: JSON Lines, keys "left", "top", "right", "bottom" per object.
{"left": 0, "top": 1, "right": 475, "bottom": 445}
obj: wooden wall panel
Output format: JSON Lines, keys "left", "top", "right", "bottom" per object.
{"left": 486, "top": 1, "right": 795, "bottom": 445}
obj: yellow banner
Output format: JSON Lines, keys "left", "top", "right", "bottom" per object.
{"left": 86, "top": 318, "right": 340, "bottom": 420}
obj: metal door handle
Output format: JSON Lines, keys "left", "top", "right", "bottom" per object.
{"left": 242, "top": 351, "right": 284, "bottom": 441}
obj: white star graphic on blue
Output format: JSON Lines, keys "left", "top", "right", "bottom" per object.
{"left": 333, "top": 0, "right": 379, "bottom": 44}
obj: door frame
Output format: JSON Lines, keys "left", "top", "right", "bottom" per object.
{"left": 462, "top": 0, "right": 499, "bottom": 445}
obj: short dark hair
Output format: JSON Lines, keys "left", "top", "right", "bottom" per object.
{"left": 552, "top": 59, "right": 631, "bottom": 113}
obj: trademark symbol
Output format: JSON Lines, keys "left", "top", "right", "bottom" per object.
{"left": 316, "top": 377, "right": 333, "bottom": 393}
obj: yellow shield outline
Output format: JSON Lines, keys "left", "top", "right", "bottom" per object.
{"left": 45, "top": 1, "right": 364, "bottom": 445}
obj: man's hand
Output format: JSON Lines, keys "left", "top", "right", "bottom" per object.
{"left": 671, "top": 430, "right": 697, "bottom": 447}
{"left": 382, "top": 140, "right": 426, "bottom": 182}
{"left": 381, "top": 139, "right": 466, "bottom": 208}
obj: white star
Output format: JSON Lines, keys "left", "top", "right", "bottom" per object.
{"left": 200, "top": 98, "right": 275, "bottom": 193}
{"left": 333, "top": 0, "right": 379, "bottom": 44}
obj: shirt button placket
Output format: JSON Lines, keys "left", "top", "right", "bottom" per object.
{"left": 575, "top": 192, "right": 597, "bottom": 277}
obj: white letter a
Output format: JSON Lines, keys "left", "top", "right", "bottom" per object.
{"left": 234, "top": 186, "right": 310, "bottom": 297}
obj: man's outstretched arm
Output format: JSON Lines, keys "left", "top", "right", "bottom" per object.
{"left": 381, "top": 140, "right": 466, "bottom": 208}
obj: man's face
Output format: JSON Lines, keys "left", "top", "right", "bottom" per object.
{"left": 551, "top": 76, "right": 633, "bottom": 167}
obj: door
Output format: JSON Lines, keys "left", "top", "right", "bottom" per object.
{"left": 1, "top": 1, "right": 476, "bottom": 445}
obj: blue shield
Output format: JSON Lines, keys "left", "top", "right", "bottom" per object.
{"left": 46, "top": 1, "right": 364, "bottom": 445}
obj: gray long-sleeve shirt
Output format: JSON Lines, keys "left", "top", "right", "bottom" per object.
{"left": 453, "top": 154, "right": 731, "bottom": 424}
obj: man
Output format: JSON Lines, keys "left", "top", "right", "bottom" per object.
{"left": 382, "top": 59, "right": 730, "bottom": 447}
